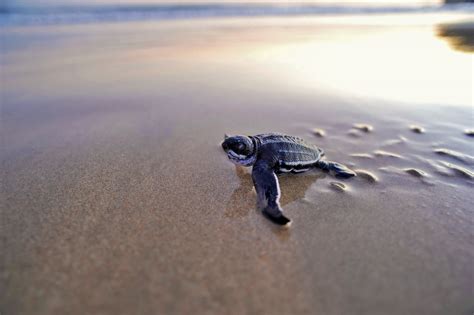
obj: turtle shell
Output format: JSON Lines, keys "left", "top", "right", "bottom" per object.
{"left": 252, "top": 133, "right": 324, "bottom": 172}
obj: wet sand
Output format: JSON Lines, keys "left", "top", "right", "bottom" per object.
{"left": 1, "top": 15, "right": 474, "bottom": 315}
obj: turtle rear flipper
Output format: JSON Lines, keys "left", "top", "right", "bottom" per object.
{"left": 252, "top": 160, "right": 291, "bottom": 226}
{"left": 317, "top": 160, "right": 356, "bottom": 179}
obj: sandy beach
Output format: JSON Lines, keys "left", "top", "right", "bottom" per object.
{"left": 1, "top": 9, "right": 473, "bottom": 315}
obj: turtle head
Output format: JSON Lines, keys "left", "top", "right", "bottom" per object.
{"left": 222, "top": 134, "right": 257, "bottom": 166}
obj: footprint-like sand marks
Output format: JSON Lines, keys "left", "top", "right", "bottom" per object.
{"left": 425, "top": 159, "right": 452, "bottom": 177}
{"left": 382, "top": 136, "right": 407, "bottom": 146}
{"left": 409, "top": 125, "right": 425, "bottom": 134}
{"left": 350, "top": 149, "right": 403, "bottom": 162}
{"left": 347, "top": 130, "right": 362, "bottom": 138}
{"left": 329, "top": 181, "right": 347, "bottom": 192}
{"left": 350, "top": 153, "right": 374, "bottom": 159}
{"left": 434, "top": 148, "right": 474, "bottom": 165}
{"left": 378, "top": 166, "right": 433, "bottom": 185}
{"left": 404, "top": 168, "right": 426, "bottom": 178}
{"left": 355, "top": 169, "right": 378, "bottom": 183}
{"left": 316, "top": 124, "right": 472, "bottom": 190}
{"left": 352, "top": 123, "right": 373, "bottom": 133}
{"left": 425, "top": 159, "right": 474, "bottom": 180}
{"left": 380, "top": 166, "right": 429, "bottom": 178}
{"left": 464, "top": 129, "right": 474, "bottom": 137}
{"left": 374, "top": 150, "right": 403, "bottom": 159}
{"left": 439, "top": 162, "right": 474, "bottom": 179}
{"left": 347, "top": 123, "right": 374, "bottom": 138}
{"left": 312, "top": 128, "right": 325, "bottom": 137}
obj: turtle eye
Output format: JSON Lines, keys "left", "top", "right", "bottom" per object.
{"left": 236, "top": 143, "right": 246, "bottom": 152}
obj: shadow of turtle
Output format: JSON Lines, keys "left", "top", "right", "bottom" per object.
{"left": 224, "top": 165, "right": 324, "bottom": 219}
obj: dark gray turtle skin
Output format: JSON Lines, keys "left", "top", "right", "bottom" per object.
{"left": 222, "top": 133, "right": 356, "bottom": 226}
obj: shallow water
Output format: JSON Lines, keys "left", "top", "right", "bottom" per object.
{"left": 1, "top": 13, "right": 473, "bottom": 315}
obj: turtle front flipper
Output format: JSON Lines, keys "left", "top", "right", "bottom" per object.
{"left": 317, "top": 160, "right": 356, "bottom": 179}
{"left": 252, "top": 160, "right": 291, "bottom": 226}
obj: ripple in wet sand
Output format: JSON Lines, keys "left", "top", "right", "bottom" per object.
{"left": 329, "top": 181, "right": 347, "bottom": 192}
{"left": 347, "top": 130, "right": 361, "bottom": 138}
{"left": 404, "top": 168, "right": 426, "bottom": 178}
{"left": 355, "top": 170, "right": 378, "bottom": 183}
{"left": 353, "top": 123, "right": 373, "bottom": 133}
{"left": 382, "top": 136, "right": 407, "bottom": 146}
{"left": 379, "top": 166, "right": 432, "bottom": 183}
{"left": 374, "top": 150, "right": 403, "bottom": 159}
{"left": 410, "top": 125, "right": 425, "bottom": 134}
{"left": 312, "top": 128, "right": 325, "bottom": 137}
{"left": 350, "top": 153, "right": 374, "bottom": 159}
{"left": 426, "top": 159, "right": 452, "bottom": 177}
{"left": 440, "top": 162, "right": 474, "bottom": 179}
{"left": 434, "top": 148, "right": 474, "bottom": 165}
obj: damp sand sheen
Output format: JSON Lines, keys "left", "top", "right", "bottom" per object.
{"left": 1, "top": 12, "right": 474, "bottom": 315}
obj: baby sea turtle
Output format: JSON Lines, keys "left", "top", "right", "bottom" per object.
{"left": 222, "top": 133, "right": 356, "bottom": 226}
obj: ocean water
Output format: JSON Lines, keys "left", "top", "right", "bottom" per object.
{"left": 1, "top": 2, "right": 474, "bottom": 26}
